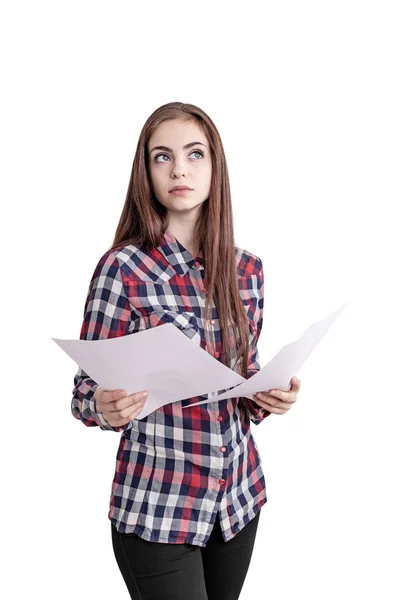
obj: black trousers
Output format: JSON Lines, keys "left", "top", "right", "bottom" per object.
{"left": 111, "top": 510, "right": 261, "bottom": 600}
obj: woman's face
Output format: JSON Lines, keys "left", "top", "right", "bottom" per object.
{"left": 147, "top": 118, "right": 212, "bottom": 218}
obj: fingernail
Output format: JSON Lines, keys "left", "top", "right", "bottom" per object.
{"left": 139, "top": 392, "right": 148, "bottom": 399}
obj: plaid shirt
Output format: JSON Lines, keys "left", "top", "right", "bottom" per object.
{"left": 71, "top": 230, "right": 270, "bottom": 546}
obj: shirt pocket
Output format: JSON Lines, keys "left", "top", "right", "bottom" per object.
{"left": 147, "top": 307, "right": 202, "bottom": 346}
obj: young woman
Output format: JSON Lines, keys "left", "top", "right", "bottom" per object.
{"left": 71, "top": 102, "right": 301, "bottom": 600}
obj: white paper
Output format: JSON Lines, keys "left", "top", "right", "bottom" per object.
{"left": 53, "top": 324, "right": 245, "bottom": 419}
{"left": 53, "top": 302, "right": 347, "bottom": 420}
{"left": 184, "top": 302, "right": 347, "bottom": 408}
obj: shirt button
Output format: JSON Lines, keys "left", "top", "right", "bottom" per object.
{"left": 210, "top": 319, "right": 215, "bottom": 325}
{"left": 194, "top": 261, "right": 200, "bottom": 268}
{"left": 218, "top": 479, "right": 225, "bottom": 485}
{"left": 217, "top": 415, "right": 223, "bottom": 422}
{"left": 214, "top": 351, "right": 220, "bottom": 358}
{"left": 220, "top": 446, "right": 226, "bottom": 453}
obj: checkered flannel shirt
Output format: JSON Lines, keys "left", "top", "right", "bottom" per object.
{"left": 71, "top": 230, "right": 270, "bottom": 546}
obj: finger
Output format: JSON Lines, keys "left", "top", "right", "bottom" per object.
{"left": 130, "top": 403, "right": 144, "bottom": 419}
{"left": 124, "top": 402, "right": 145, "bottom": 422}
{"left": 255, "top": 391, "right": 292, "bottom": 403}
{"left": 260, "top": 389, "right": 296, "bottom": 404}
{"left": 268, "top": 406, "right": 287, "bottom": 414}
{"left": 113, "top": 391, "right": 148, "bottom": 412}
{"left": 253, "top": 393, "right": 292, "bottom": 411}
{"left": 108, "top": 402, "right": 144, "bottom": 426}
{"left": 291, "top": 376, "right": 301, "bottom": 390}
{"left": 113, "top": 400, "right": 144, "bottom": 419}
{"left": 100, "top": 389, "right": 128, "bottom": 403}
{"left": 268, "top": 400, "right": 293, "bottom": 411}
{"left": 260, "top": 403, "right": 287, "bottom": 415}
{"left": 253, "top": 392, "right": 271, "bottom": 403}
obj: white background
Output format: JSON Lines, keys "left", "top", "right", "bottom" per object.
{"left": 2, "top": 1, "right": 399, "bottom": 598}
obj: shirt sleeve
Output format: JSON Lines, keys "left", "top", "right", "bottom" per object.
{"left": 71, "top": 250, "right": 135, "bottom": 433}
{"left": 240, "top": 258, "right": 271, "bottom": 425}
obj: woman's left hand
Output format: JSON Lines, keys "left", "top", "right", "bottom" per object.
{"left": 253, "top": 376, "right": 301, "bottom": 415}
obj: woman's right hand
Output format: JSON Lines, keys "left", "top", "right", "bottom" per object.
{"left": 93, "top": 388, "right": 148, "bottom": 427}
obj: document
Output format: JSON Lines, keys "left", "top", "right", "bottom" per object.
{"left": 54, "top": 324, "right": 245, "bottom": 420}
{"left": 184, "top": 302, "right": 347, "bottom": 409}
{"left": 53, "top": 302, "right": 346, "bottom": 420}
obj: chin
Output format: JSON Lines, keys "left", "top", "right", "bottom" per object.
{"left": 166, "top": 198, "right": 205, "bottom": 211}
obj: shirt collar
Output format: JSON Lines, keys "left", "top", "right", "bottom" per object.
{"left": 158, "top": 230, "right": 204, "bottom": 277}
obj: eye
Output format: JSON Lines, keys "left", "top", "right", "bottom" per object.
{"left": 154, "top": 153, "right": 170, "bottom": 163}
{"left": 153, "top": 149, "right": 204, "bottom": 163}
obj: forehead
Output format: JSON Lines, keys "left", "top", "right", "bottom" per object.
{"left": 148, "top": 119, "right": 208, "bottom": 147}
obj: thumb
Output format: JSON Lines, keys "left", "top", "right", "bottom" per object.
{"left": 291, "top": 377, "right": 300, "bottom": 390}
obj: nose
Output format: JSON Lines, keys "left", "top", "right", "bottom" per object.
{"left": 170, "top": 156, "right": 188, "bottom": 179}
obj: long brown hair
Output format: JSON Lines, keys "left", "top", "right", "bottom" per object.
{"left": 108, "top": 101, "right": 250, "bottom": 378}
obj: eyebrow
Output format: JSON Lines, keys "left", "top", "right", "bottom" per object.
{"left": 149, "top": 141, "right": 207, "bottom": 153}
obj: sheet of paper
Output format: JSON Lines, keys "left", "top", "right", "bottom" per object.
{"left": 53, "top": 324, "right": 245, "bottom": 419}
{"left": 183, "top": 302, "right": 347, "bottom": 409}
{"left": 54, "top": 302, "right": 346, "bottom": 420}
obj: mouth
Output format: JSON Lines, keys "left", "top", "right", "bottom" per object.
{"left": 169, "top": 186, "right": 193, "bottom": 192}
{"left": 169, "top": 186, "right": 193, "bottom": 196}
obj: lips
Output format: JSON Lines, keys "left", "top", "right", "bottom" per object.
{"left": 170, "top": 186, "right": 193, "bottom": 191}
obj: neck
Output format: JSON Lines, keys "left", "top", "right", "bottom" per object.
{"left": 166, "top": 213, "right": 199, "bottom": 257}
